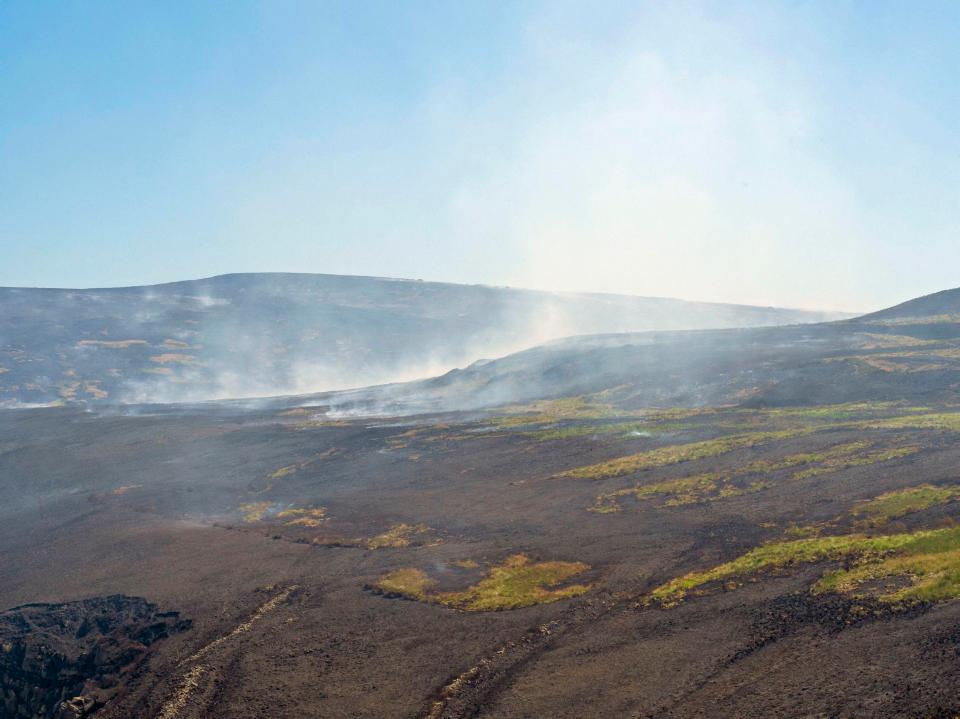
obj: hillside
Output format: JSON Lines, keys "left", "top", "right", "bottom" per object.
{"left": 6, "top": 285, "right": 960, "bottom": 718}
{"left": 858, "top": 286, "right": 960, "bottom": 322}
{"left": 293, "top": 286, "right": 960, "bottom": 417}
{"left": 0, "top": 273, "right": 847, "bottom": 406}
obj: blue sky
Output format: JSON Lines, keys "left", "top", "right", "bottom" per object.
{"left": 2, "top": 1, "right": 958, "bottom": 311}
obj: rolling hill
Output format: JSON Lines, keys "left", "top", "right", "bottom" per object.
{"left": 295, "top": 286, "right": 960, "bottom": 417}
{"left": 0, "top": 272, "right": 847, "bottom": 407}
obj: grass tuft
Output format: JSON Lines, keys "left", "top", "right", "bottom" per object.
{"left": 365, "top": 523, "right": 431, "bottom": 549}
{"left": 377, "top": 568, "right": 435, "bottom": 600}
{"left": 277, "top": 506, "right": 328, "bottom": 527}
{"left": 376, "top": 554, "right": 591, "bottom": 611}
{"left": 238, "top": 502, "right": 274, "bottom": 523}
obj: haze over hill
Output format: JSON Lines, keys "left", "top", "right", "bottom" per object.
{"left": 295, "top": 286, "right": 960, "bottom": 418}
{"left": 0, "top": 272, "right": 848, "bottom": 407}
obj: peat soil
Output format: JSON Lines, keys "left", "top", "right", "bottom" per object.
{"left": 3, "top": 398, "right": 960, "bottom": 719}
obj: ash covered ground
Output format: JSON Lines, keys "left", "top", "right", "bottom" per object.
{"left": 5, "top": 288, "right": 960, "bottom": 717}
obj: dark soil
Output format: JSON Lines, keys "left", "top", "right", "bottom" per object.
{"left": 0, "top": 596, "right": 188, "bottom": 718}
{"left": 6, "top": 304, "right": 960, "bottom": 717}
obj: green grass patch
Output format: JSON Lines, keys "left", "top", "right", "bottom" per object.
{"left": 591, "top": 472, "right": 723, "bottom": 512}
{"left": 560, "top": 430, "right": 812, "bottom": 481}
{"left": 791, "top": 445, "right": 921, "bottom": 479}
{"left": 364, "top": 523, "right": 431, "bottom": 549}
{"left": 813, "top": 549, "right": 960, "bottom": 604}
{"left": 860, "top": 412, "right": 960, "bottom": 432}
{"left": 523, "top": 421, "right": 685, "bottom": 441}
{"left": 589, "top": 440, "right": 900, "bottom": 511}
{"left": 650, "top": 526, "right": 960, "bottom": 607}
{"left": 852, "top": 485, "right": 960, "bottom": 527}
{"left": 376, "top": 554, "right": 591, "bottom": 611}
{"left": 376, "top": 568, "right": 435, "bottom": 600}
{"left": 562, "top": 409, "right": 933, "bottom": 485}
{"left": 495, "top": 401, "right": 940, "bottom": 444}
{"left": 750, "top": 441, "right": 874, "bottom": 473}
{"left": 650, "top": 529, "right": 948, "bottom": 606}
{"left": 759, "top": 402, "right": 912, "bottom": 421}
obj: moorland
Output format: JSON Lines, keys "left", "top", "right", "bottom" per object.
{"left": 4, "top": 286, "right": 960, "bottom": 717}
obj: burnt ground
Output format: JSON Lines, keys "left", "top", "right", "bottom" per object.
{"left": 0, "top": 596, "right": 188, "bottom": 719}
{"left": 0, "top": 273, "right": 840, "bottom": 407}
{"left": 3, "top": 395, "right": 960, "bottom": 718}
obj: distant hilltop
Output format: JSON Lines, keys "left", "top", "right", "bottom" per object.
{"left": 0, "top": 272, "right": 852, "bottom": 406}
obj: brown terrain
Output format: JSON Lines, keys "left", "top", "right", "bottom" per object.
{"left": 5, "top": 287, "right": 960, "bottom": 718}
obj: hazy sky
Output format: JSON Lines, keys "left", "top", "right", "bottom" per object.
{"left": 2, "top": 1, "right": 958, "bottom": 312}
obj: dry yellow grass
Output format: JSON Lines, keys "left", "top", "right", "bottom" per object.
{"left": 365, "top": 523, "right": 431, "bottom": 549}
{"left": 857, "top": 333, "right": 939, "bottom": 350}
{"left": 276, "top": 507, "right": 328, "bottom": 527}
{"left": 268, "top": 464, "right": 300, "bottom": 480}
{"left": 238, "top": 502, "right": 273, "bottom": 522}
{"left": 561, "top": 430, "right": 808, "bottom": 481}
{"left": 149, "top": 353, "right": 196, "bottom": 365}
{"left": 77, "top": 339, "right": 148, "bottom": 349}
{"left": 852, "top": 484, "right": 960, "bottom": 527}
{"left": 267, "top": 448, "right": 338, "bottom": 480}
{"left": 157, "top": 665, "right": 205, "bottom": 719}
{"left": 376, "top": 554, "right": 591, "bottom": 611}
{"left": 590, "top": 440, "right": 920, "bottom": 512}
{"left": 83, "top": 381, "right": 108, "bottom": 399}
